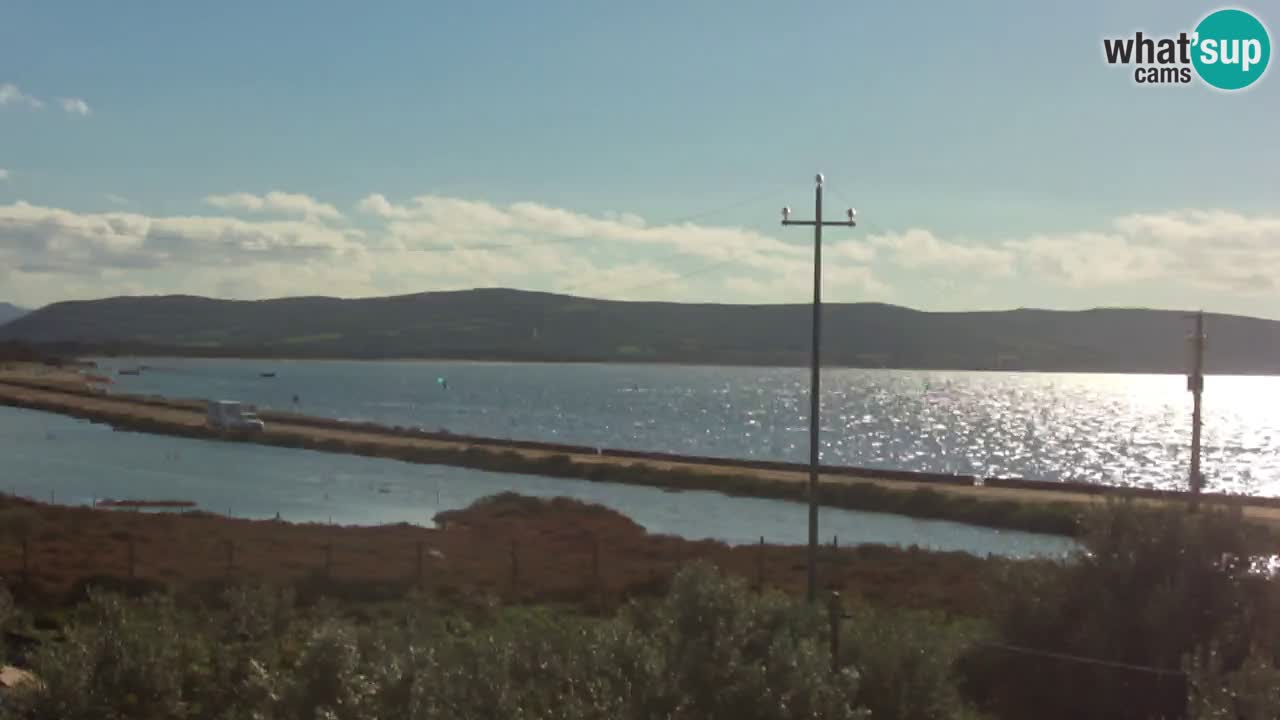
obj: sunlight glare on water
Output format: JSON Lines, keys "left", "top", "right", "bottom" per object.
{"left": 93, "top": 358, "right": 1280, "bottom": 495}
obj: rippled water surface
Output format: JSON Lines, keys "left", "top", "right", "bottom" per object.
{"left": 0, "top": 406, "right": 1073, "bottom": 558}
{"left": 88, "top": 358, "right": 1280, "bottom": 495}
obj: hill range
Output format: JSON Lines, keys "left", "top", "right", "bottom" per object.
{"left": 0, "top": 302, "right": 27, "bottom": 326}
{"left": 0, "top": 288, "right": 1275, "bottom": 374}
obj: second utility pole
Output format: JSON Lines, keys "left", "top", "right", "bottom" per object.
{"left": 782, "top": 173, "right": 857, "bottom": 603}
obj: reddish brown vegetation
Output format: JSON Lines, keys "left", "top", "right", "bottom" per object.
{"left": 94, "top": 499, "right": 196, "bottom": 509}
{"left": 0, "top": 493, "right": 995, "bottom": 616}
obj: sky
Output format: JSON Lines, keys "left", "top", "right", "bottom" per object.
{"left": 1, "top": 0, "right": 1278, "bottom": 317}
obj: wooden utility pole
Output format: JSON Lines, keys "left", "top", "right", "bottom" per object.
{"left": 1187, "top": 311, "right": 1206, "bottom": 510}
{"left": 781, "top": 174, "right": 857, "bottom": 603}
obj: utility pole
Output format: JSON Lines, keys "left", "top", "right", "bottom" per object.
{"left": 781, "top": 173, "right": 857, "bottom": 603}
{"left": 1187, "top": 310, "right": 1206, "bottom": 510}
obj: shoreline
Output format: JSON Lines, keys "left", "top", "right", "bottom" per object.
{"left": 78, "top": 353, "right": 1270, "bottom": 377}
{"left": 3, "top": 365, "right": 1278, "bottom": 538}
{"left": 24, "top": 351, "right": 1274, "bottom": 379}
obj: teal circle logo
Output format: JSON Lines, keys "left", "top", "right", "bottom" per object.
{"left": 1192, "top": 9, "right": 1271, "bottom": 90}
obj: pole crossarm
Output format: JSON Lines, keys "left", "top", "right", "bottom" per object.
{"left": 781, "top": 220, "right": 857, "bottom": 227}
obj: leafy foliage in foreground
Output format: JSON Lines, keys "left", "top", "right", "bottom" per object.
{"left": 966, "top": 500, "right": 1280, "bottom": 720}
{"left": 8, "top": 500, "right": 1278, "bottom": 719}
{"left": 0, "top": 565, "right": 984, "bottom": 720}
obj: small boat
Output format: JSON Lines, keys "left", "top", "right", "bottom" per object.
{"left": 260, "top": 372, "right": 276, "bottom": 378}
{"left": 118, "top": 368, "right": 141, "bottom": 376}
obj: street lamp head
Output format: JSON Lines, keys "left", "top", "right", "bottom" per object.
{"left": 847, "top": 208, "right": 856, "bottom": 221}
{"left": 815, "top": 173, "right": 824, "bottom": 186}
{"left": 782, "top": 206, "right": 791, "bottom": 221}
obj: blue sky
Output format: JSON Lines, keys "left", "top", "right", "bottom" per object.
{"left": 1, "top": 0, "right": 1278, "bottom": 317}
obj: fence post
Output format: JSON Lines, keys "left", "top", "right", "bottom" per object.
{"left": 509, "top": 540, "right": 519, "bottom": 601}
{"left": 756, "top": 536, "right": 765, "bottom": 591}
{"left": 591, "top": 533, "right": 601, "bottom": 608}
{"left": 416, "top": 541, "right": 424, "bottom": 588}
{"left": 828, "top": 591, "right": 842, "bottom": 675}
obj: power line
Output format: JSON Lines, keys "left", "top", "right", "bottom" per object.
{"left": 975, "top": 642, "right": 1185, "bottom": 678}
{"left": 566, "top": 252, "right": 748, "bottom": 299}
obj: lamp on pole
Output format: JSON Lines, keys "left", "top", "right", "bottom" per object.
{"left": 781, "top": 173, "right": 857, "bottom": 603}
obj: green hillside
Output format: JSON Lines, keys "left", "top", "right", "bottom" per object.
{"left": 1, "top": 288, "right": 1275, "bottom": 373}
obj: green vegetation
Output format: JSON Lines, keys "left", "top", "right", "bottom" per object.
{"left": 6, "top": 288, "right": 1280, "bottom": 372}
{"left": 0, "top": 565, "right": 985, "bottom": 720}
{"left": 964, "top": 500, "right": 1280, "bottom": 719}
{"left": 4, "top": 497, "right": 1278, "bottom": 719}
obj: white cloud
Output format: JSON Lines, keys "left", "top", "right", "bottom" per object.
{"left": 871, "top": 229, "right": 1015, "bottom": 277}
{"left": 105, "top": 194, "right": 129, "bottom": 205}
{"left": 0, "top": 169, "right": 9, "bottom": 182}
{"left": 0, "top": 193, "right": 885, "bottom": 307}
{"left": 1004, "top": 210, "right": 1280, "bottom": 293}
{"left": 0, "top": 201, "right": 364, "bottom": 280}
{"left": 59, "top": 98, "right": 91, "bottom": 116}
{"left": 725, "top": 262, "right": 889, "bottom": 302}
{"left": 356, "top": 193, "right": 411, "bottom": 220}
{"left": 0, "top": 83, "right": 44, "bottom": 110}
{"left": 5, "top": 193, "right": 1280, "bottom": 314}
{"left": 366, "top": 193, "right": 819, "bottom": 277}
{"left": 1008, "top": 232, "right": 1173, "bottom": 287}
{"left": 206, "top": 191, "right": 344, "bottom": 222}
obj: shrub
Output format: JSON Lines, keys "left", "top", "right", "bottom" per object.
{"left": 966, "top": 499, "right": 1280, "bottom": 720}
{"left": 1187, "top": 645, "right": 1280, "bottom": 720}
{"left": 625, "top": 562, "right": 867, "bottom": 720}
{"left": 10, "top": 591, "right": 206, "bottom": 720}
{"left": 838, "top": 603, "right": 986, "bottom": 720}
{"left": 3, "top": 567, "right": 889, "bottom": 720}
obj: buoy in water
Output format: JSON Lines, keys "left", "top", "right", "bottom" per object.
{"left": 437, "top": 377, "right": 448, "bottom": 390}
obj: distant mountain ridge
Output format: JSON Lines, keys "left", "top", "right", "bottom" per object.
{"left": 0, "top": 303, "right": 28, "bottom": 326}
{"left": 1, "top": 288, "right": 1276, "bottom": 374}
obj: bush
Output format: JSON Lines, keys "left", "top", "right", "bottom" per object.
{"left": 838, "top": 603, "right": 986, "bottom": 720}
{"left": 624, "top": 563, "right": 866, "bottom": 720}
{"left": 1187, "top": 645, "right": 1280, "bottom": 720}
{"left": 0, "top": 567, "right": 957, "bottom": 720}
{"left": 11, "top": 591, "right": 207, "bottom": 720}
{"left": 966, "top": 500, "right": 1280, "bottom": 720}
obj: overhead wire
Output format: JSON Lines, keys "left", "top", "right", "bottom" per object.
{"left": 564, "top": 178, "right": 875, "bottom": 300}
{"left": 561, "top": 183, "right": 798, "bottom": 297}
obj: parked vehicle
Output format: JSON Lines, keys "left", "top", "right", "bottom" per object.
{"left": 206, "top": 400, "right": 266, "bottom": 432}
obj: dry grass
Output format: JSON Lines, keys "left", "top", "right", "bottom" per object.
{"left": 0, "top": 493, "right": 998, "bottom": 617}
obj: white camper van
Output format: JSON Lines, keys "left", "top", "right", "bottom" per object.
{"left": 206, "top": 400, "right": 266, "bottom": 432}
